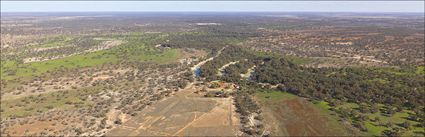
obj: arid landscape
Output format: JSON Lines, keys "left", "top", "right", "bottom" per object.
{"left": 0, "top": 6, "right": 424, "bottom": 137}
{"left": 107, "top": 83, "right": 240, "bottom": 136}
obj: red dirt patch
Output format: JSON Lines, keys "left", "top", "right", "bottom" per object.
{"left": 259, "top": 95, "right": 354, "bottom": 136}
{"left": 8, "top": 120, "right": 64, "bottom": 136}
{"left": 283, "top": 99, "right": 327, "bottom": 136}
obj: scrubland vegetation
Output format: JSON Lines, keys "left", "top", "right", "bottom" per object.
{"left": 1, "top": 12, "right": 423, "bottom": 136}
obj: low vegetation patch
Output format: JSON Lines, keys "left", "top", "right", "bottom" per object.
{"left": 1, "top": 33, "right": 184, "bottom": 81}
{"left": 320, "top": 101, "right": 425, "bottom": 136}
{"left": 1, "top": 86, "right": 99, "bottom": 118}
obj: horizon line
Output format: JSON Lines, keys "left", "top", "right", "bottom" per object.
{"left": 2, "top": 11, "right": 424, "bottom": 13}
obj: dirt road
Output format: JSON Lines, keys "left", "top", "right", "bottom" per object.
{"left": 240, "top": 65, "right": 256, "bottom": 79}
{"left": 217, "top": 61, "right": 239, "bottom": 76}
{"left": 190, "top": 46, "right": 227, "bottom": 72}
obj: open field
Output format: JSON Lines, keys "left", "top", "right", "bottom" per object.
{"left": 255, "top": 91, "right": 361, "bottom": 136}
{"left": 106, "top": 83, "right": 240, "bottom": 136}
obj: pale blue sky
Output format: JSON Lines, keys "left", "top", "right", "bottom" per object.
{"left": 1, "top": 1, "right": 424, "bottom": 13}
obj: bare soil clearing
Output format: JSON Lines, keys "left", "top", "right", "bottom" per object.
{"left": 8, "top": 120, "right": 64, "bottom": 136}
{"left": 106, "top": 84, "right": 240, "bottom": 136}
{"left": 256, "top": 92, "right": 359, "bottom": 136}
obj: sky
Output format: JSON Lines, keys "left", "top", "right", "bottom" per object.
{"left": 1, "top": 1, "right": 424, "bottom": 13}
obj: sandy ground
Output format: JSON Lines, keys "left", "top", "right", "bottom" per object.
{"left": 106, "top": 84, "right": 240, "bottom": 136}
{"left": 217, "top": 61, "right": 239, "bottom": 76}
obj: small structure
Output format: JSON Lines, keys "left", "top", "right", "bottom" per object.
{"left": 214, "top": 91, "right": 225, "bottom": 97}
{"left": 155, "top": 43, "right": 173, "bottom": 49}
{"left": 204, "top": 91, "right": 229, "bottom": 98}
{"left": 233, "top": 84, "right": 240, "bottom": 89}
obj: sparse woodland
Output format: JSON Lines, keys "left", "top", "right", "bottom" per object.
{"left": 1, "top": 12, "right": 424, "bottom": 136}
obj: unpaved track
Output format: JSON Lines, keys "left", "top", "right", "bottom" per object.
{"left": 240, "top": 65, "right": 256, "bottom": 79}
{"left": 190, "top": 46, "right": 227, "bottom": 72}
{"left": 217, "top": 61, "right": 239, "bottom": 76}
